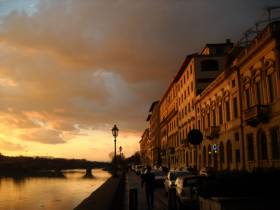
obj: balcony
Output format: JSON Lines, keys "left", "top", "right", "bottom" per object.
{"left": 244, "top": 105, "right": 270, "bottom": 127}
{"left": 204, "top": 126, "right": 220, "bottom": 140}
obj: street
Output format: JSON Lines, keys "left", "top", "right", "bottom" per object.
{"left": 125, "top": 170, "right": 168, "bottom": 210}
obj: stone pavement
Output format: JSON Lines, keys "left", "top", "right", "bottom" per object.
{"left": 124, "top": 170, "right": 168, "bottom": 210}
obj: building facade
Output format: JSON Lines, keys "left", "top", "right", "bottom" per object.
{"left": 146, "top": 101, "right": 161, "bottom": 166}
{"left": 236, "top": 21, "right": 280, "bottom": 171}
{"left": 140, "top": 21, "right": 280, "bottom": 172}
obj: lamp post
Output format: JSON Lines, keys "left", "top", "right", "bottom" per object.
{"left": 119, "top": 146, "right": 123, "bottom": 157}
{"left": 112, "top": 124, "right": 119, "bottom": 177}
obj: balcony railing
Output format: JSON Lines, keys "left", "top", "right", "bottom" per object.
{"left": 204, "top": 126, "right": 220, "bottom": 140}
{"left": 243, "top": 105, "right": 270, "bottom": 127}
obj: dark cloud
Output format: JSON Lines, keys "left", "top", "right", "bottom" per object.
{"left": 0, "top": 0, "right": 279, "bottom": 145}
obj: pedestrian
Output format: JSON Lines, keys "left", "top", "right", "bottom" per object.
{"left": 141, "top": 165, "right": 155, "bottom": 209}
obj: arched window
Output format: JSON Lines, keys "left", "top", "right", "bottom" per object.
{"left": 202, "top": 146, "right": 206, "bottom": 166}
{"left": 247, "top": 133, "right": 254, "bottom": 161}
{"left": 208, "top": 145, "right": 212, "bottom": 166}
{"left": 226, "top": 140, "right": 232, "bottom": 164}
{"left": 219, "top": 142, "right": 224, "bottom": 163}
{"left": 270, "top": 127, "right": 280, "bottom": 159}
{"left": 186, "top": 151, "right": 189, "bottom": 166}
{"left": 258, "top": 130, "right": 268, "bottom": 160}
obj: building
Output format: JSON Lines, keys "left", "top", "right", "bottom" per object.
{"left": 139, "top": 128, "right": 151, "bottom": 165}
{"left": 159, "top": 78, "right": 178, "bottom": 168}
{"left": 195, "top": 68, "right": 242, "bottom": 171}
{"left": 146, "top": 101, "right": 161, "bottom": 166}
{"left": 175, "top": 41, "right": 233, "bottom": 170}
{"left": 236, "top": 21, "right": 280, "bottom": 171}
{"left": 195, "top": 21, "right": 280, "bottom": 172}
{"left": 140, "top": 21, "right": 280, "bottom": 172}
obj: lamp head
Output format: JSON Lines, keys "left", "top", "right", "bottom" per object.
{"left": 112, "top": 124, "right": 119, "bottom": 138}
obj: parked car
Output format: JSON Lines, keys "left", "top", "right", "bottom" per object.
{"left": 164, "top": 170, "right": 192, "bottom": 193}
{"left": 151, "top": 170, "right": 166, "bottom": 187}
{"left": 199, "top": 167, "right": 214, "bottom": 177}
{"left": 135, "top": 165, "right": 144, "bottom": 175}
{"left": 175, "top": 175, "right": 205, "bottom": 210}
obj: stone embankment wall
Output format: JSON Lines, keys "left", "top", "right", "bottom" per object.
{"left": 74, "top": 173, "right": 125, "bottom": 210}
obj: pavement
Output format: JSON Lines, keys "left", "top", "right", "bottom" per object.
{"left": 124, "top": 170, "right": 168, "bottom": 210}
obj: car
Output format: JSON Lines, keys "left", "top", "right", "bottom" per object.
{"left": 164, "top": 170, "right": 192, "bottom": 193}
{"left": 175, "top": 175, "right": 206, "bottom": 210}
{"left": 135, "top": 165, "right": 144, "bottom": 175}
{"left": 151, "top": 170, "right": 166, "bottom": 187}
{"left": 199, "top": 167, "right": 214, "bottom": 177}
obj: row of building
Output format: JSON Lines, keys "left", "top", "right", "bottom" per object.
{"left": 139, "top": 21, "right": 280, "bottom": 172}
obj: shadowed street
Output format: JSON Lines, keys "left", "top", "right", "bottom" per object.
{"left": 125, "top": 170, "right": 167, "bottom": 210}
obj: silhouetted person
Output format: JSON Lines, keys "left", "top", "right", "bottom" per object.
{"left": 141, "top": 166, "right": 155, "bottom": 209}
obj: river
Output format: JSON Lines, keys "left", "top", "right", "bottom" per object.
{"left": 0, "top": 169, "right": 111, "bottom": 210}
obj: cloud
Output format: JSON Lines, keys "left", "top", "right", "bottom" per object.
{"left": 0, "top": 139, "right": 25, "bottom": 151}
{"left": 20, "top": 128, "right": 65, "bottom": 144}
{"left": 0, "top": 0, "right": 278, "bottom": 155}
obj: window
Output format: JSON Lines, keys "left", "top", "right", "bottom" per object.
{"left": 212, "top": 109, "right": 216, "bottom": 126}
{"left": 267, "top": 74, "right": 275, "bottom": 102}
{"left": 247, "top": 133, "right": 254, "bottom": 161}
{"left": 188, "top": 86, "right": 190, "bottom": 95}
{"left": 234, "top": 132, "right": 239, "bottom": 141}
{"left": 191, "top": 81, "right": 193, "bottom": 92}
{"left": 226, "top": 140, "right": 232, "bottom": 164}
{"left": 207, "top": 112, "right": 210, "bottom": 127}
{"left": 202, "top": 146, "right": 206, "bottom": 166}
{"left": 233, "top": 97, "right": 238, "bottom": 118}
{"left": 258, "top": 131, "right": 268, "bottom": 160}
{"left": 226, "top": 101, "right": 230, "bottom": 121}
{"left": 202, "top": 116, "right": 205, "bottom": 130}
{"left": 236, "top": 149, "right": 240, "bottom": 163}
{"left": 256, "top": 82, "right": 262, "bottom": 104}
{"left": 198, "top": 120, "right": 201, "bottom": 130}
{"left": 270, "top": 127, "right": 280, "bottom": 159}
{"left": 190, "top": 65, "right": 193, "bottom": 74}
{"left": 245, "top": 89, "right": 251, "bottom": 109}
{"left": 201, "top": 59, "right": 219, "bottom": 71}
{"left": 232, "top": 79, "right": 236, "bottom": 87}
{"left": 219, "top": 142, "right": 224, "bottom": 163}
{"left": 219, "top": 106, "right": 223, "bottom": 124}
{"left": 208, "top": 145, "right": 212, "bottom": 166}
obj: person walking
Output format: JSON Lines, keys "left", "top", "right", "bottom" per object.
{"left": 141, "top": 166, "right": 155, "bottom": 209}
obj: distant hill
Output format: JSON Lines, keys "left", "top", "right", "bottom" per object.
{"left": 0, "top": 154, "right": 111, "bottom": 177}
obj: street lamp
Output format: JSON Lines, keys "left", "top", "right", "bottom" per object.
{"left": 112, "top": 124, "right": 119, "bottom": 177}
{"left": 119, "top": 146, "right": 123, "bottom": 156}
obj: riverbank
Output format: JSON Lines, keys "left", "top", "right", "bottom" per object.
{"left": 74, "top": 172, "right": 125, "bottom": 210}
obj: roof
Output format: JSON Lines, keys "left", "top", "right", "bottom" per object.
{"left": 149, "top": 101, "right": 159, "bottom": 112}
{"left": 146, "top": 114, "right": 151, "bottom": 122}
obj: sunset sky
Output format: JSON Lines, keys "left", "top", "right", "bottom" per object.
{"left": 0, "top": 0, "right": 279, "bottom": 161}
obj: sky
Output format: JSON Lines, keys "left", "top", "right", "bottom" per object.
{"left": 0, "top": 0, "right": 279, "bottom": 161}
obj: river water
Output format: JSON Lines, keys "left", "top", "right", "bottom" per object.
{"left": 0, "top": 169, "right": 111, "bottom": 210}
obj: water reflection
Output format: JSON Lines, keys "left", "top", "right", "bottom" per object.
{"left": 0, "top": 169, "right": 111, "bottom": 210}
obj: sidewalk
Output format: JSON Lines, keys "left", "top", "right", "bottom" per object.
{"left": 124, "top": 170, "right": 168, "bottom": 210}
